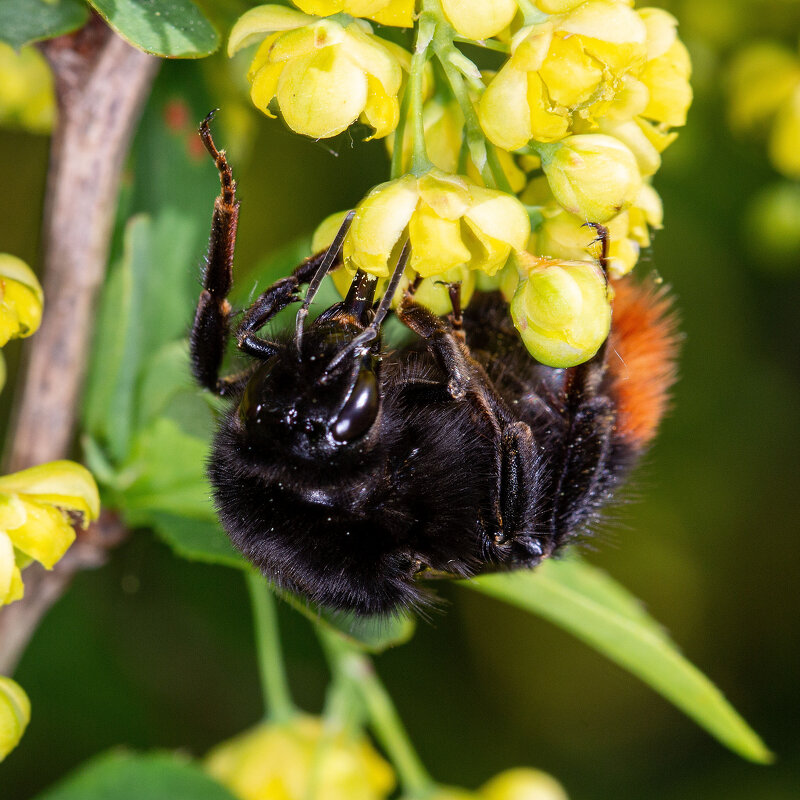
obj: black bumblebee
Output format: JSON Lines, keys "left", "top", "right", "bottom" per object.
{"left": 190, "top": 115, "right": 678, "bottom": 615}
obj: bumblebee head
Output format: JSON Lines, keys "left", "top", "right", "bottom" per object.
{"left": 236, "top": 269, "right": 384, "bottom": 459}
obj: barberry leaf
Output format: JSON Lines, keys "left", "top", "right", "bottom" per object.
{"left": 87, "top": 0, "right": 219, "bottom": 58}
{"left": 0, "top": 0, "right": 88, "bottom": 50}
{"left": 33, "top": 750, "right": 238, "bottom": 800}
{"left": 465, "top": 558, "right": 772, "bottom": 764}
{"left": 151, "top": 513, "right": 248, "bottom": 570}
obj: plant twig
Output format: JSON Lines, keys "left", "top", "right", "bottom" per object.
{"left": 0, "top": 17, "right": 159, "bottom": 674}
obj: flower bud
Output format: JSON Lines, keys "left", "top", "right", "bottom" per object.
{"left": 206, "top": 716, "right": 394, "bottom": 800}
{"left": 510, "top": 253, "right": 612, "bottom": 367}
{"left": 0, "top": 254, "right": 43, "bottom": 347}
{"left": 0, "top": 676, "right": 30, "bottom": 761}
{"left": 481, "top": 767, "right": 569, "bottom": 800}
{"left": 539, "top": 134, "right": 642, "bottom": 223}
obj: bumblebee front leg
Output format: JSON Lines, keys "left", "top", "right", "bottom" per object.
{"left": 190, "top": 112, "right": 240, "bottom": 393}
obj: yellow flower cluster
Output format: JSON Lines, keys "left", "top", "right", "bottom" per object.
{"left": 728, "top": 40, "right": 800, "bottom": 179}
{"left": 206, "top": 716, "right": 395, "bottom": 800}
{"left": 0, "top": 44, "right": 54, "bottom": 134}
{"left": 231, "top": 0, "right": 691, "bottom": 367}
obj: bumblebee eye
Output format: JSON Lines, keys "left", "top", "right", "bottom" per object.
{"left": 332, "top": 367, "right": 379, "bottom": 442}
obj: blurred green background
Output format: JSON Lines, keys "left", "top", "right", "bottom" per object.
{"left": 1, "top": 1, "right": 799, "bottom": 798}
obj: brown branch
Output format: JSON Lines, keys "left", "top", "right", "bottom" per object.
{"left": 0, "top": 18, "right": 159, "bottom": 674}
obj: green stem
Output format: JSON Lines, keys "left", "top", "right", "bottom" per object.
{"left": 516, "top": 0, "right": 549, "bottom": 26}
{"left": 246, "top": 572, "right": 295, "bottom": 723}
{"left": 318, "top": 628, "right": 436, "bottom": 799}
{"left": 409, "top": 12, "right": 436, "bottom": 175}
{"left": 391, "top": 83, "right": 411, "bottom": 179}
{"left": 452, "top": 34, "right": 509, "bottom": 54}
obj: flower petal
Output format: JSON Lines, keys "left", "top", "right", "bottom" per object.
{"left": 7, "top": 500, "right": 76, "bottom": 569}
{"left": 409, "top": 207, "right": 472, "bottom": 277}
{"left": 0, "top": 461, "right": 100, "bottom": 521}
{"left": 228, "top": 5, "right": 316, "bottom": 56}
{"left": 345, "top": 176, "right": 418, "bottom": 276}
{"left": 441, "top": 0, "right": 517, "bottom": 41}
{"left": 277, "top": 47, "right": 368, "bottom": 138}
{"left": 361, "top": 76, "right": 399, "bottom": 139}
{"left": 250, "top": 61, "right": 284, "bottom": 117}
{"left": 343, "top": 24, "right": 403, "bottom": 95}
{"left": 479, "top": 65, "right": 533, "bottom": 151}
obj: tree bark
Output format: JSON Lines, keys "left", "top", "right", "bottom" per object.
{"left": 0, "top": 18, "right": 159, "bottom": 674}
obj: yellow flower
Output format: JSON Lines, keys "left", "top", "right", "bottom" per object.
{"left": 481, "top": 767, "right": 569, "bottom": 800}
{"left": 0, "top": 676, "right": 30, "bottom": 762}
{"left": 525, "top": 176, "right": 662, "bottom": 278}
{"left": 0, "top": 461, "right": 100, "bottom": 606}
{"left": 314, "top": 211, "right": 477, "bottom": 317}
{"left": 0, "top": 43, "right": 54, "bottom": 134}
{"left": 478, "top": 3, "right": 649, "bottom": 151}
{"left": 387, "top": 98, "right": 526, "bottom": 192}
{"left": 727, "top": 42, "right": 800, "bottom": 134}
{"left": 292, "top": 0, "right": 413, "bottom": 28}
{"left": 206, "top": 716, "right": 395, "bottom": 800}
{"left": 343, "top": 170, "right": 530, "bottom": 279}
{"left": 229, "top": 6, "right": 406, "bottom": 139}
{"left": 440, "top": 0, "right": 518, "bottom": 41}
{"left": 0, "top": 254, "right": 43, "bottom": 347}
{"left": 538, "top": 134, "right": 642, "bottom": 223}
{"left": 510, "top": 251, "right": 612, "bottom": 368}
{"left": 769, "top": 84, "right": 800, "bottom": 179}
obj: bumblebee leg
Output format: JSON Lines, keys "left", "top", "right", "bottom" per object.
{"left": 232, "top": 248, "right": 343, "bottom": 358}
{"left": 397, "top": 295, "right": 516, "bottom": 536}
{"left": 190, "top": 111, "right": 240, "bottom": 393}
{"left": 396, "top": 295, "right": 473, "bottom": 400}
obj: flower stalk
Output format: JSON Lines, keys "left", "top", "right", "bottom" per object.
{"left": 246, "top": 573, "right": 295, "bottom": 723}
{"left": 318, "top": 627, "right": 436, "bottom": 799}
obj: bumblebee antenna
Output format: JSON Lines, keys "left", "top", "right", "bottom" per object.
{"left": 296, "top": 211, "right": 355, "bottom": 349}
{"left": 323, "top": 240, "right": 410, "bottom": 377}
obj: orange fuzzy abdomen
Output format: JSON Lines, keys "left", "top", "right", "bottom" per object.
{"left": 607, "top": 279, "right": 680, "bottom": 447}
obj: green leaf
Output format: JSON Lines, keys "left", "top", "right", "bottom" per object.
{"left": 83, "top": 215, "right": 151, "bottom": 462}
{"left": 465, "top": 559, "right": 773, "bottom": 764}
{"left": 120, "top": 417, "right": 215, "bottom": 522}
{"left": 87, "top": 0, "right": 219, "bottom": 58}
{"left": 33, "top": 750, "right": 238, "bottom": 800}
{"left": 280, "top": 592, "right": 416, "bottom": 654}
{"left": 151, "top": 512, "right": 248, "bottom": 570}
{"left": 0, "top": 0, "right": 88, "bottom": 50}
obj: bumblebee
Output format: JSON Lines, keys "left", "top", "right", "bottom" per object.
{"left": 190, "top": 115, "right": 678, "bottom": 615}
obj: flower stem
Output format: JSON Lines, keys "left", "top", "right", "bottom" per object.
{"left": 408, "top": 13, "right": 436, "bottom": 176}
{"left": 318, "top": 628, "right": 436, "bottom": 799}
{"left": 516, "top": 0, "right": 549, "bottom": 26}
{"left": 246, "top": 572, "right": 295, "bottom": 723}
